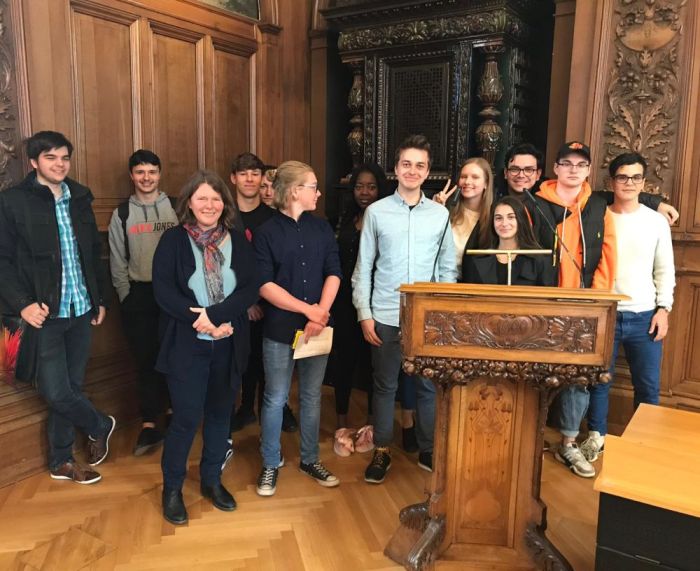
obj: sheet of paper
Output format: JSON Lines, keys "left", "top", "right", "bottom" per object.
{"left": 293, "top": 326, "right": 333, "bottom": 360}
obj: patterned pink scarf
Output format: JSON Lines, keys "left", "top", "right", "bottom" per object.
{"left": 183, "top": 223, "right": 227, "bottom": 304}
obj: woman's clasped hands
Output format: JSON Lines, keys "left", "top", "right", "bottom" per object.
{"left": 190, "top": 307, "right": 233, "bottom": 339}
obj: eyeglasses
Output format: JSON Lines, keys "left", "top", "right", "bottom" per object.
{"left": 297, "top": 183, "right": 319, "bottom": 191}
{"left": 613, "top": 174, "right": 645, "bottom": 184}
{"left": 506, "top": 166, "right": 538, "bottom": 176}
{"left": 354, "top": 183, "right": 378, "bottom": 191}
{"left": 557, "top": 160, "right": 590, "bottom": 170}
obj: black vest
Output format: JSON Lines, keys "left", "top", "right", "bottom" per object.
{"left": 532, "top": 192, "right": 607, "bottom": 288}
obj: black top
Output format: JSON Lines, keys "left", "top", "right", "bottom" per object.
{"left": 152, "top": 225, "right": 260, "bottom": 387}
{"left": 253, "top": 210, "right": 342, "bottom": 344}
{"left": 337, "top": 214, "right": 361, "bottom": 285}
{"left": 240, "top": 202, "right": 275, "bottom": 242}
{"left": 462, "top": 253, "right": 557, "bottom": 287}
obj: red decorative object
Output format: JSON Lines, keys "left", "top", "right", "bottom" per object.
{"left": 0, "top": 327, "right": 22, "bottom": 384}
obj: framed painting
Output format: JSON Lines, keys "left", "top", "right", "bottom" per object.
{"left": 196, "top": 0, "right": 260, "bottom": 19}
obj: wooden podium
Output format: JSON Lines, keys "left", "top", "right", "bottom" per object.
{"left": 385, "top": 283, "right": 624, "bottom": 570}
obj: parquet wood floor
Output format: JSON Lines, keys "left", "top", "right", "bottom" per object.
{"left": 0, "top": 387, "right": 599, "bottom": 570}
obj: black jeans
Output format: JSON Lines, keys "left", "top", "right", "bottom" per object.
{"left": 33, "top": 312, "right": 111, "bottom": 470}
{"left": 238, "top": 317, "right": 264, "bottom": 416}
{"left": 329, "top": 290, "right": 373, "bottom": 417}
{"left": 120, "top": 282, "right": 169, "bottom": 423}
{"left": 162, "top": 336, "right": 235, "bottom": 490}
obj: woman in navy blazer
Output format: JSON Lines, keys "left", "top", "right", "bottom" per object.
{"left": 152, "top": 170, "right": 258, "bottom": 525}
{"left": 462, "top": 196, "right": 556, "bottom": 286}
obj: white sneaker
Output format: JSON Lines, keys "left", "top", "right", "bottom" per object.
{"left": 580, "top": 431, "right": 605, "bottom": 462}
{"left": 554, "top": 443, "right": 595, "bottom": 478}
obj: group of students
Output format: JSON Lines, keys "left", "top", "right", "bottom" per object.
{"left": 110, "top": 153, "right": 341, "bottom": 524}
{"left": 0, "top": 130, "right": 675, "bottom": 528}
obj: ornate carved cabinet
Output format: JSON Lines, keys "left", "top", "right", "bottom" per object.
{"left": 387, "top": 283, "right": 623, "bottom": 570}
{"left": 322, "top": 0, "right": 555, "bottom": 179}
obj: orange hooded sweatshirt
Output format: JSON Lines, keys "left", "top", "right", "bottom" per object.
{"left": 536, "top": 180, "right": 616, "bottom": 290}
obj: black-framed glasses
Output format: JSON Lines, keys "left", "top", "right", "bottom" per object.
{"left": 613, "top": 174, "right": 645, "bottom": 184}
{"left": 557, "top": 160, "right": 590, "bottom": 170}
{"left": 506, "top": 166, "right": 538, "bottom": 176}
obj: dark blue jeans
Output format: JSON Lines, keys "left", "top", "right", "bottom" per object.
{"left": 398, "top": 371, "right": 417, "bottom": 410}
{"left": 33, "top": 313, "right": 111, "bottom": 470}
{"left": 162, "top": 337, "right": 235, "bottom": 490}
{"left": 371, "top": 322, "right": 435, "bottom": 453}
{"left": 588, "top": 309, "right": 662, "bottom": 435}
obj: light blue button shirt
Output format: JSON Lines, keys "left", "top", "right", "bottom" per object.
{"left": 187, "top": 235, "right": 236, "bottom": 340}
{"left": 352, "top": 190, "right": 457, "bottom": 327}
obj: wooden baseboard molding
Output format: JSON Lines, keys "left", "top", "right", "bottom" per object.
{"left": 0, "top": 356, "right": 140, "bottom": 488}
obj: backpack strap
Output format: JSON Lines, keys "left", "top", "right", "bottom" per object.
{"left": 117, "top": 200, "right": 130, "bottom": 263}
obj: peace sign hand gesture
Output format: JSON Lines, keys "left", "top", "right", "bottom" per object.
{"left": 432, "top": 178, "right": 458, "bottom": 206}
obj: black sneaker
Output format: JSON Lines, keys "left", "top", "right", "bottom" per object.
{"left": 230, "top": 408, "right": 256, "bottom": 433}
{"left": 402, "top": 426, "right": 418, "bottom": 453}
{"left": 256, "top": 466, "right": 279, "bottom": 496}
{"left": 418, "top": 451, "right": 433, "bottom": 472}
{"left": 221, "top": 439, "right": 234, "bottom": 472}
{"left": 133, "top": 427, "right": 164, "bottom": 456}
{"left": 281, "top": 404, "right": 299, "bottom": 433}
{"left": 364, "top": 447, "right": 391, "bottom": 484}
{"left": 299, "top": 461, "right": 340, "bottom": 487}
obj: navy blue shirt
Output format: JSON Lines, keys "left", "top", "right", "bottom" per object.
{"left": 253, "top": 210, "right": 342, "bottom": 344}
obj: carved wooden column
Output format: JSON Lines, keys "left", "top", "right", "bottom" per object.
{"left": 600, "top": 0, "right": 685, "bottom": 200}
{"left": 345, "top": 58, "right": 364, "bottom": 173}
{"left": 475, "top": 45, "right": 505, "bottom": 168}
{"left": 0, "top": 0, "right": 26, "bottom": 188}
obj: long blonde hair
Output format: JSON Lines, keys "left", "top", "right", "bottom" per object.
{"left": 271, "top": 160, "right": 314, "bottom": 210}
{"left": 450, "top": 157, "right": 493, "bottom": 248}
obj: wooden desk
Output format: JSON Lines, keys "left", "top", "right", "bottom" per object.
{"left": 594, "top": 405, "right": 700, "bottom": 570}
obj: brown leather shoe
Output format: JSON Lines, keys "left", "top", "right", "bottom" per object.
{"left": 87, "top": 415, "right": 116, "bottom": 466}
{"left": 50, "top": 461, "right": 102, "bottom": 484}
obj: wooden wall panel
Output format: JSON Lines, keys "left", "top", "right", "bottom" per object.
{"left": 21, "top": 0, "right": 75, "bottom": 144}
{"left": 255, "top": 26, "right": 283, "bottom": 166}
{"left": 2, "top": 0, "right": 320, "bottom": 489}
{"left": 212, "top": 45, "right": 251, "bottom": 178}
{"left": 151, "top": 28, "right": 200, "bottom": 193}
{"left": 71, "top": 9, "right": 136, "bottom": 227}
{"left": 557, "top": 0, "right": 700, "bottom": 428}
{"left": 278, "top": 0, "right": 311, "bottom": 163}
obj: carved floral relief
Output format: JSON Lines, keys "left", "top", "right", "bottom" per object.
{"left": 338, "top": 10, "right": 527, "bottom": 52}
{"left": 423, "top": 310, "right": 597, "bottom": 353}
{"left": 603, "top": 0, "right": 687, "bottom": 199}
{"left": 0, "top": 0, "right": 20, "bottom": 190}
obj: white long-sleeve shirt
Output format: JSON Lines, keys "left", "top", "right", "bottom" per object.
{"left": 609, "top": 205, "right": 675, "bottom": 312}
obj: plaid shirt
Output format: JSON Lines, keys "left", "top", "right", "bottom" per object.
{"left": 54, "top": 182, "right": 91, "bottom": 317}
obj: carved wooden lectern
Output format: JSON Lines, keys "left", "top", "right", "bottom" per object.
{"left": 385, "top": 283, "right": 624, "bottom": 571}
